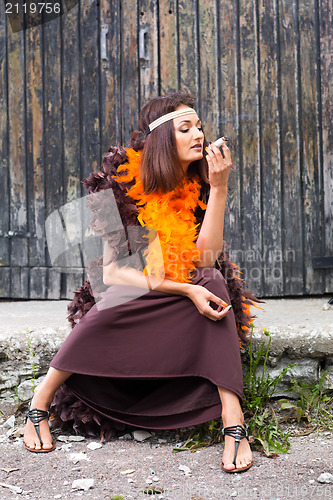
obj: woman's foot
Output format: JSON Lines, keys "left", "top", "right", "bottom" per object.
{"left": 23, "top": 385, "right": 54, "bottom": 452}
{"left": 218, "top": 387, "right": 253, "bottom": 472}
{"left": 221, "top": 423, "right": 253, "bottom": 472}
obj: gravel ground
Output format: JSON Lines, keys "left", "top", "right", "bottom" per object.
{"left": 0, "top": 402, "right": 332, "bottom": 500}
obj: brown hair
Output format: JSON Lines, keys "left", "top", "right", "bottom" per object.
{"left": 128, "top": 91, "right": 209, "bottom": 195}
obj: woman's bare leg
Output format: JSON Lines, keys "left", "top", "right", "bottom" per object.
{"left": 217, "top": 386, "right": 253, "bottom": 471}
{"left": 24, "top": 367, "right": 72, "bottom": 451}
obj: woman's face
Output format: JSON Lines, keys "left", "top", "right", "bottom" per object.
{"left": 173, "top": 105, "right": 204, "bottom": 171}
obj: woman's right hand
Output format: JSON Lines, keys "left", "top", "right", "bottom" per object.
{"left": 186, "top": 284, "right": 232, "bottom": 321}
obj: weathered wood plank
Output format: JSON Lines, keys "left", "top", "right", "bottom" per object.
{"left": 43, "top": 15, "right": 63, "bottom": 276}
{"left": 299, "top": 0, "right": 323, "bottom": 294}
{"left": 121, "top": 0, "right": 139, "bottom": 145}
{"left": 159, "top": 0, "right": 178, "bottom": 93}
{"left": 61, "top": 269, "right": 86, "bottom": 300}
{"left": 178, "top": 1, "right": 197, "bottom": 96}
{"left": 100, "top": 0, "right": 122, "bottom": 150}
{"left": 46, "top": 267, "right": 61, "bottom": 299}
{"left": 319, "top": 0, "right": 333, "bottom": 293}
{"left": 279, "top": 0, "right": 304, "bottom": 295}
{"left": 80, "top": 0, "right": 100, "bottom": 178}
{"left": 11, "top": 267, "right": 29, "bottom": 299}
{"left": 238, "top": 0, "right": 262, "bottom": 296}
{"left": 258, "top": 0, "right": 283, "bottom": 296}
{"left": 30, "top": 267, "right": 47, "bottom": 299}
{"left": 198, "top": 0, "right": 219, "bottom": 141}
{"left": 0, "top": 268, "right": 10, "bottom": 297}
{"left": 61, "top": 3, "right": 83, "bottom": 295}
{"left": 26, "top": 23, "right": 46, "bottom": 297}
{"left": 218, "top": 1, "right": 243, "bottom": 283}
{"left": 0, "top": 5, "right": 10, "bottom": 269}
{"left": 62, "top": 3, "right": 81, "bottom": 202}
{"left": 139, "top": 0, "right": 159, "bottom": 105}
{"left": 8, "top": 24, "right": 28, "bottom": 269}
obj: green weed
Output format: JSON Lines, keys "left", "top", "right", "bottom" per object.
{"left": 278, "top": 370, "right": 333, "bottom": 431}
{"left": 242, "top": 325, "right": 295, "bottom": 456}
{"left": 172, "top": 325, "right": 295, "bottom": 456}
{"left": 170, "top": 324, "right": 331, "bottom": 457}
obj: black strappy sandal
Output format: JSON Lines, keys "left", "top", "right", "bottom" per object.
{"left": 24, "top": 405, "right": 56, "bottom": 453}
{"left": 221, "top": 424, "right": 253, "bottom": 473}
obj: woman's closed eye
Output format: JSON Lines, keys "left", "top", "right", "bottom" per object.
{"left": 180, "top": 127, "right": 203, "bottom": 133}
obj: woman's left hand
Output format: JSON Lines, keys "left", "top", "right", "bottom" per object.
{"left": 205, "top": 142, "right": 233, "bottom": 190}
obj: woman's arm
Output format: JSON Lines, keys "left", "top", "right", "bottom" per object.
{"left": 103, "top": 242, "right": 231, "bottom": 321}
{"left": 195, "top": 143, "right": 233, "bottom": 267}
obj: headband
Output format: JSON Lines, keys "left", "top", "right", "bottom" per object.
{"left": 144, "top": 108, "right": 197, "bottom": 137}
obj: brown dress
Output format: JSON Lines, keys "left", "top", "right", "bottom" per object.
{"left": 50, "top": 266, "right": 243, "bottom": 431}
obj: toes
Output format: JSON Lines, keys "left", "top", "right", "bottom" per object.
{"left": 42, "top": 443, "right": 54, "bottom": 450}
{"left": 222, "top": 462, "right": 236, "bottom": 471}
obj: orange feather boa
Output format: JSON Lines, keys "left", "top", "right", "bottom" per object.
{"left": 114, "top": 148, "right": 207, "bottom": 283}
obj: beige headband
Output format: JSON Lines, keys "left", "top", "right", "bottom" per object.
{"left": 144, "top": 108, "right": 197, "bottom": 136}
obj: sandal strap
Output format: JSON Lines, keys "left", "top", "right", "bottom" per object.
{"left": 26, "top": 408, "right": 51, "bottom": 447}
{"left": 221, "top": 424, "right": 249, "bottom": 466}
{"left": 26, "top": 408, "right": 50, "bottom": 424}
{"left": 221, "top": 424, "right": 248, "bottom": 441}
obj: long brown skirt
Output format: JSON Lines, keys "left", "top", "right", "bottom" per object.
{"left": 50, "top": 267, "right": 243, "bottom": 431}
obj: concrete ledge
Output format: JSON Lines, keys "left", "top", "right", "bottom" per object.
{"left": 0, "top": 300, "right": 70, "bottom": 400}
{"left": 0, "top": 297, "right": 332, "bottom": 401}
{"left": 249, "top": 297, "right": 333, "bottom": 394}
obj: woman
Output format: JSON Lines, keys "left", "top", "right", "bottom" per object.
{"left": 23, "top": 91, "right": 255, "bottom": 473}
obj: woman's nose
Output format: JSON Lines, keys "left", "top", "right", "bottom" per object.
{"left": 193, "top": 127, "right": 204, "bottom": 139}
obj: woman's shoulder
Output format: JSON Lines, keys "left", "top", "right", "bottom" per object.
{"left": 82, "top": 145, "right": 140, "bottom": 228}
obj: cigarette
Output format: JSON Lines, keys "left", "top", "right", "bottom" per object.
{"left": 212, "top": 136, "right": 230, "bottom": 148}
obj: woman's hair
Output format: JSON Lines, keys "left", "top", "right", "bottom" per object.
{"left": 128, "top": 90, "right": 209, "bottom": 195}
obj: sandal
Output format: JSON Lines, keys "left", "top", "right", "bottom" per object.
{"left": 221, "top": 424, "right": 253, "bottom": 473}
{"left": 24, "top": 405, "right": 56, "bottom": 453}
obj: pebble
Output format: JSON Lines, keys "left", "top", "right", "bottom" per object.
{"left": 68, "top": 436, "right": 85, "bottom": 442}
{"left": 317, "top": 472, "right": 333, "bottom": 484}
{"left": 54, "top": 495, "right": 62, "bottom": 499}
{"left": 6, "top": 426, "right": 23, "bottom": 439}
{"left": 179, "top": 465, "right": 192, "bottom": 475}
{"left": 173, "top": 442, "right": 185, "bottom": 449}
{"left": 87, "top": 442, "right": 102, "bottom": 451}
{"left": 133, "top": 430, "right": 152, "bottom": 442}
{"left": 230, "top": 491, "right": 237, "bottom": 497}
{"left": 146, "top": 479, "right": 153, "bottom": 485}
{"left": 60, "top": 443, "right": 73, "bottom": 452}
{"left": 120, "top": 469, "right": 136, "bottom": 475}
{"left": 69, "top": 452, "right": 90, "bottom": 464}
{"left": 57, "top": 435, "right": 85, "bottom": 443}
{"left": 118, "top": 433, "right": 132, "bottom": 440}
{"left": 57, "top": 435, "right": 69, "bottom": 442}
{"left": 72, "top": 479, "right": 94, "bottom": 491}
{"left": 2, "top": 415, "right": 15, "bottom": 429}
{"left": 0, "top": 481, "right": 22, "bottom": 494}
